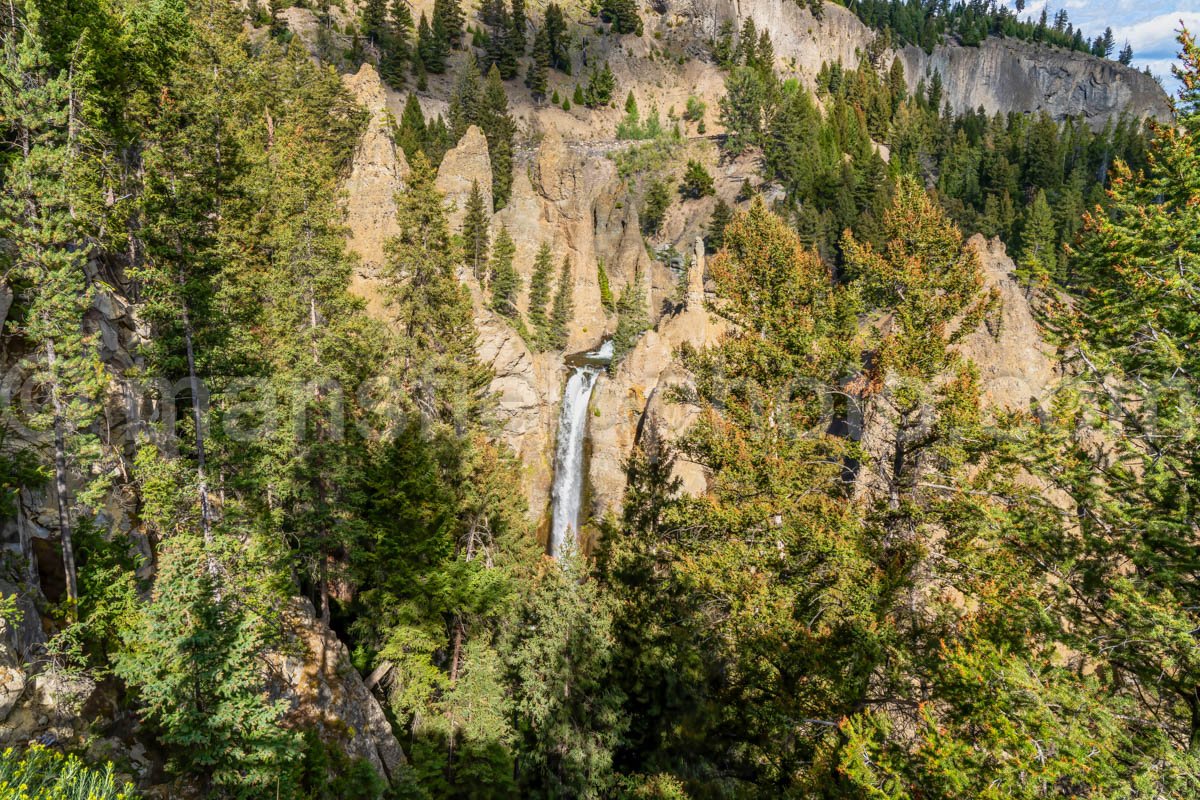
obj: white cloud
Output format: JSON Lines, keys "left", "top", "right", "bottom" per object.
{"left": 1121, "top": 11, "right": 1200, "bottom": 58}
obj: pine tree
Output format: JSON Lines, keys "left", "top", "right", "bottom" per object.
{"left": 116, "top": 526, "right": 296, "bottom": 795}
{"left": 510, "top": 0, "right": 527, "bottom": 55}
{"left": 462, "top": 180, "right": 491, "bottom": 280}
{"left": 417, "top": 12, "right": 447, "bottom": 73}
{"left": 597, "top": 259, "right": 616, "bottom": 311}
{"left": 527, "top": 242, "right": 554, "bottom": 345}
{"left": 1118, "top": 41, "right": 1134, "bottom": 65}
{"left": 544, "top": 3, "right": 571, "bottom": 73}
{"left": 382, "top": 151, "right": 489, "bottom": 427}
{"left": 503, "top": 556, "right": 625, "bottom": 798}
{"left": 680, "top": 160, "right": 715, "bottom": 198}
{"left": 362, "top": 0, "right": 388, "bottom": 42}
{"left": 582, "top": 61, "right": 615, "bottom": 107}
{"left": 0, "top": 21, "right": 105, "bottom": 614}
{"left": 612, "top": 273, "right": 650, "bottom": 363}
{"left": 448, "top": 54, "right": 484, "bottom": 137}
{"left": 432, "top": 0, "right": 464, "bottom": 50}
{"left": 549, "top": 257, "right": 574, "bottom": 350}
{"left": 489, "top": 225, "right": 520, "bottom": 318}
{"left": 396, "top": 92, "right": 427, "bottom": 162}
{"left": 526, "top": 24, "right": 551, "bottom": 100}
{"left": 481, "top": 65, "right": 515, "bottom": 208}
{"left": 705, "top": 198, "right": 733, "bottom": 253}
{"left": 600, "top": 0, "right": 642, "bottom": 35}
{"left": 1018, "top": 188, "right": 1056, "bottom": 286}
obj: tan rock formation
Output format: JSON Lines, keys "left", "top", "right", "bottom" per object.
{"left": 268, "top": 598, "right": 406, "bottom": 782}
{"left": 588, "top": 239, "right": 726, "bottom": 516}
{"left": 342, "top": 63, "right": 409, "bottom": 317}
{"left": 677, "top": 0, "right": 1170, "bottom": 128}
{"left": 954, "top": 235, "right": 1058, "bottom": 412}
{"left": 436, "top": 125, "right": 493, "bottom": 230}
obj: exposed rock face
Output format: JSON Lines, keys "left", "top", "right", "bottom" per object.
{"left": 954, "top": 235, "right": 1058, "bottom": 412}
{"left": 342, "top": 63, "right": 409, "bottom": 317}
{"left": 678, "top": 0, "right": 1170, "bottom": 127}
{"left": 436, "top": 125, "right": 493, "bottom": 229}
{"left": 588, "top": 240, "right": 727, "bottom": 517}
{"left": 470, "top": 289, "right": 564, "bottom": 517}
{"left": 268, "top": 598, "right": 406, "bottom": 782}
{"left": 901, "top": 39, "right": 1171, "bottom": 127}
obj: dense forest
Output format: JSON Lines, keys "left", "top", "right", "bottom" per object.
{"left": 2, "top": 0, "right": 1199, "bottom": 797}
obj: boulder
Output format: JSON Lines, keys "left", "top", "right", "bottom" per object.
{"left": 268, "top": 598, "right": 406, "bottom": 782}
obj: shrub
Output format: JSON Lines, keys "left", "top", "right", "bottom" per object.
{"left": 0, "top": 745, "right": 137, "bottom": 800}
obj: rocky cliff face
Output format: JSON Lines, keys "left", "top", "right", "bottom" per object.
{"left": 900, "top": 38, "right": 1171, "bottom": 126}
{"left": 675, "top": 0, "right": 1170, "bottom": 127}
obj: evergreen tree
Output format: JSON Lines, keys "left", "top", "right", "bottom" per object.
{"left": 417, "top": 12, "right": 447, "bottom": 73}
{"left": 680, "top": 160, "right": 715, "bottom": 198}
{"left": 481, "top": 65, "right": 515, "bottom": 208}
{"left": 526, "top": 24, "right": 551, "bottom": 100}
{"left": 705, "top": 198, "right": 733, "bottom": 253}
{"left": 612, "top": 273, "right": 650, "bottom": 363}
{"left": 489, "top": 225, "right": 520, "bottom": 318}
{"left": 0, "top": 20, "right": 104, "bottom": 613}
{"left": 510, "top": 0, "right": 527, "bottom": 55}
{"left": 581, "top": 61, "right": 615, "bottom": 107}
{"left": 504, "top": 556, "right": 625, "bottom": 798}
{"left": 116, "top": 524, "right": 296, "bottom": 796}
{"left": 448, "top": 54, "right": 484, "bottom": 137}
{"left": 600, "top": 0, "right": 642, "bottom": 36}
{"left": 432, "top": 0, "right": 464, "bottom": 51}
{"left": 462, "top": 179, "right": 491, "bottom": 281}
{"left": 1118, "top": 40, "right": 1134, "bottom": 65}
{"left": 544, "top": 3, "right": 571, "bottom": 73}
{"left": 549, "top": 257, "right": 574, "bottom": 350}
{"left": 396, "top": 92, "right": 427, "bottom": 162}
{"left": 1018, "top": 188, "right": 1056, "bottom": 286}
{"left": 382, "top": 151, "right": 489, "bottom": 428}
{"left": 527, "top": 242, "right": 555, "bottom": 345}
{"left": 640, "top": 178, "right": 671, "bottom": 235}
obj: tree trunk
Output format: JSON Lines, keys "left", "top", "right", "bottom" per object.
{"left": 179, "top": 298, "right": 218, "bottom": 582}
{"left": 45, "top": 339, "right": 78, "bottom": 615}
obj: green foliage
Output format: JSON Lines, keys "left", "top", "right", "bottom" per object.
{"left": 504, "top": 556, "right": 626, "bottom": 798}
{"left": 611, "top": 274, "right": 650, "bottom": 364}
{"left": 527, "top": 242, "right": 555, "bottom": 346}
{"left": 1017, "top": 187, "right": 1057, "bottom": 286}
{"left": 679, "top": 160, "right": 714, "bottom": 198}
{"left": 549, "top": 257, "right": 575, "bottom": 350}
{"left": 597, "top": 260, "right": 616, "bottom": 312}
{"left": 462, "top": 179, "right": 491, "bottom": 281}
{"left": 580, "top": 62, "right": 616, "bottom": 108}
{"left": 0, "top": 745, "right": 137, "bottom": 800}
{"left": 705, "top": 198, "right": 733, "bottom": 253}
{"left": 640, "top": 179, "right": 671, "bottom": 236}
{"left": 599, "top": 0, "right": 642, "bottom": 36}
{"left": 115, "top": 530, "right": 296, "bottom": 797}
{"left": 489, "top": 225, "right": 520, "bottom": 318}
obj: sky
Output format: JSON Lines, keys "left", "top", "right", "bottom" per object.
{"left": 1000, "top": 0, "right": 1200, "bottom": 94}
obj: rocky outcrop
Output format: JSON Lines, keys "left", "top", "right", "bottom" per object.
{"left": 953, "top": 235, "right": 1058, "bottom": 412}
{"left": 901, "top": 39, "right": 1171, "bottom": 127}
{"left": 342, "top": 63, "right": 409, "bottom": 317}
{"left": 471, "top": 292, "right": 564, "bottom": 517}
{"left": 436, "top": 125, "right": 493, "bottom": 229}
{"left": 676, "top": 0, "right": 1170, "bottom": 127}
{"left": 268, "top": 598, "right": 406, "bottom": 782}
{"left": 588, "top": 239, "right": 727, "bottom": 517}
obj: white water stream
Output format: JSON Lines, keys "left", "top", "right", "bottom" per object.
{"left": 548, "top": 340, "right": 613, "bottom": 557}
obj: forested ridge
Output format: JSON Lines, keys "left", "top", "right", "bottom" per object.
{"left": 1, "top": 0, "right": 1199, "bottom": 798}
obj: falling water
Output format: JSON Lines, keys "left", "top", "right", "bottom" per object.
{"left": 548, "top": 340, "right": 613, "bottom": 557}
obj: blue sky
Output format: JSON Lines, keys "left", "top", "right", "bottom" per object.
{"left": 1001, "top": 0, "right": 1200, "bottom": 94}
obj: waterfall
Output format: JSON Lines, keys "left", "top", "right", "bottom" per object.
{"left": 548, "top": 340, "right": 613, "bottom": 557}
